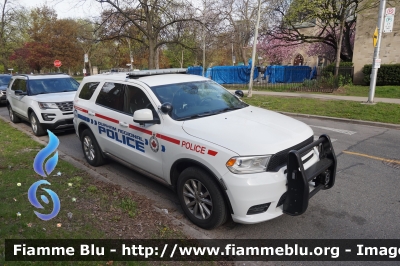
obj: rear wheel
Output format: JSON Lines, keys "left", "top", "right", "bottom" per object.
{"left": 8, "top": 105, "right": 21, "bottom": 123}
{"left": 81, "top": 129, "right": 105, "bottom": 166}
{"left": 177, "top": 167, "right": 227, "bottom": 229}
{"left": 30, "top": 112, "right": 46, "bottom": 136}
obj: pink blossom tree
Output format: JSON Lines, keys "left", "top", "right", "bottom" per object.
{"left": 257, "top": 35, "right": 301, "bottom": 65}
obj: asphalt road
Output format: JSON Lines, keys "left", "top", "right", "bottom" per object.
{"left": 1, "top": 106, "right": 399, "bottom": 241}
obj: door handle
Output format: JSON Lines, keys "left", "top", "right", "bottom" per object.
{"left": 88, "top": 111, "right": 95, "bottom": 116}
{"left": 119, "top": 122, "right": 128, "bottom": 127}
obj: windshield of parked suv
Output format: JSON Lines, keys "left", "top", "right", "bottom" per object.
{"left": 0, "top": 76, "right": 11, "bottom": 86}
{"left": 150, "top": 80, "right": 248, "bottom": 120}
{"left": 29, "top": 78, "right": 80, "bottom": 95}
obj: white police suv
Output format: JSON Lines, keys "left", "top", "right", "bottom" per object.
{"left": 7, "top": 74, "right": 79, "bottom": 136}
{"left": 73, "top": 69, "right": 336, "bottom": 229}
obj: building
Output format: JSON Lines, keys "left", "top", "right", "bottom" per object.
{"left": 352, "top": 2, "right": 400, "bottom": 84}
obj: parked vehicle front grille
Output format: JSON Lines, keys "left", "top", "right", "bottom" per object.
{"left": 267, "top": 136, "right": 314, "bottom": 172}
{"left": 56, "top": 102, "right": 73, "bottom": 112}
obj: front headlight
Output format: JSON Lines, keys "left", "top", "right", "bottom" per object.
{"left": 226, "top": 155, "right": 272, "bottom": 174}
{"left": 38, "top": 102, "right": 59, "bottom": 109}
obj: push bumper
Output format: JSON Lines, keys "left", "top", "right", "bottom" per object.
{"left": 224, "top": 134, "right": 336, "bottom": 224}
{"left": 283, "top": 134, "right": 337, "bottom": 215}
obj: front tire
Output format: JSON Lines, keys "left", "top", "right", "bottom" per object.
{"left": 81, "top": 129, "right": 105, "bottom": 166}
{"left": 30, "top": 112, "right": 46, "bottom": 136}
{"left": 177, "top": 167, "right": 227, "bottom": 229}
{"left": 8, "top": 105, "right": 21, "bottom": 123}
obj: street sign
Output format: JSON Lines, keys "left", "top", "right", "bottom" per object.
{"left": 383, "top": 15, "right": 395, "bottom": 33}
{"left": 373, "top": 27, "right": 378, "bottom": 47}
{"left": 374, "top": 58, "right": 381, "bottom": 68}
{"left": 54, "top": 60, "right": 62, "bottom": 68}
{"left": 84, "top": 54, "right": 88, "bottom": 63}
{"left": 83, "top": 69, "right": 86, "bottom": 74}
{"left": 386, "top": 7, "right": 395, "bottom": 15}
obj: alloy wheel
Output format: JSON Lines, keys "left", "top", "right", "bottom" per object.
{"left": 182, "top": 179, "right": 213, "bottom": 220}
{"left": 83, "top": 136, "right": 95, "bottom": 161}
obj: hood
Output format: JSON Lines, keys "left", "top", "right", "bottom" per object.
{"left": 0, "top": 85, "right": 7, "bottom": 90}
{"left": 28, "top": 91, "right": 76, "bottom": 102}
{"left": 182, "top": 106, "right": 313, "bottom": 155}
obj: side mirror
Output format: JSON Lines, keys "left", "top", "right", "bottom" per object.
{"left": 133, "top": 109, "right": 160, "bottom": 125}
{"left": 15, "top": 90, "right": 27, "bottom": 96}
{"left": 160, "top": 102, "right": 173, "bottom": 114}
{"left": 234, "top": 90, "right": 244, "bottom": 98}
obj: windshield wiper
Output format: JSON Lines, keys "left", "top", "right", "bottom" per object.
{"left": 212, "top": 106, "right": 243, "bottom": 114}
{"left": 176, "top": 112, "right": 215, "bottom": 121}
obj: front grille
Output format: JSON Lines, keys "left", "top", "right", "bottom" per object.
{"left": 267, "top": 136, "right": 314, "bottom": 172}
{"left": 56, "top": 101, "right": 73, "bottom": 112}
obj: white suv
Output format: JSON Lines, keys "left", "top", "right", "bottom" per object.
{"left": 6, "top": 74, "right": 79, "bottom": 136}
{"left": 73, "top": 69, "right": 337, "bottom": 229}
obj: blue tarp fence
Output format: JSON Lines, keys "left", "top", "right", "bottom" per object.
{"left": 187, "top": 66, "right": 203, "bottom": 76}
{"left": 264, "top": 66, "right": 313, "bottom": 84}
{"left": 206, "top": 65, "right": 259, "bottom": 84}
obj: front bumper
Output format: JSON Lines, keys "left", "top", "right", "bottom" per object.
{"left": 0, "top": 94, "right": 6, "bottom": 103}
{"left": 41, "top": 118, "right": 74, "bottom": 130}
{"left": 222, "top": 135, "right": 336, "bottom": 224}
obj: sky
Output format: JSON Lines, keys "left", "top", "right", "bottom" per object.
{"left": 18, "top": 0, "right": 102, "bottom": 19}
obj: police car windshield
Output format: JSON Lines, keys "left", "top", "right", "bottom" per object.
{"left": 150, "top": 80, "right": 248, "bottom": 121}
{"left": 0, "top": 76, "right": 11, "bottom": 86}
{"left": 29, "top": 78, "right": 80, "bottom": 95}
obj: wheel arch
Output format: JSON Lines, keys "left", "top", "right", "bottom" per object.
{"left": 170, "top": 158, "right": 234, "bottom": 214}
{"left": 27, "top": 107, "right": 35, "bottom": 118}
{"left": 78, "top": 121, "right": 92, "bottom": 139}
{"left": 79, "top": 123, "right": 107, "bottom": 159}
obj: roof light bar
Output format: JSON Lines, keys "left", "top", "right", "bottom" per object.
{"left": 127, "top": 68, "right": 187, "bottom": 79}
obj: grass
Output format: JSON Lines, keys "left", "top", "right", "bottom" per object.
{"left": 334, "top": 85, "right": 400, "bottom": 98}
{"left": 242, "top": 95, "right": 400, "bottom": 124}
{"left": 226, "top": 84, "right": 400, "bottom": 98}
{"left": 0, "top": 119, "right": 183, "bottom": 265}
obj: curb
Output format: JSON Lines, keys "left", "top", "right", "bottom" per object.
{"left": 0, "top": 115, "right": 211, "bottom": 240}
{"left": 279, "top": 111, "right": 400, "bottom": 130}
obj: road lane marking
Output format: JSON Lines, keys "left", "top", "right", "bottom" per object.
{"left": 342, "top": 150, "right": 400, "bottom": 164}
{"left": 310, "top": 125, "right": 357, "bottom": 135}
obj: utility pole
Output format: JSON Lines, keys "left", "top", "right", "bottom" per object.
{"left": 368, "top": 0, "right": 386, "bottom": 103}
{"left": 248, "top": 0, "right": 261, "bottom": 97}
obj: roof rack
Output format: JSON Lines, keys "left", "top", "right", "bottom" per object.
{"left": 126, "top": 68, "right": 187, "bottom": 79}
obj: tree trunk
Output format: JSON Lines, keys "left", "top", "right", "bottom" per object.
{"left": 148, "top": 39, "right": 156, "bottom": 69}
{"left": 155, "top": 47, "right": 159, "bottom": 69}
{"left": 89, "top": 60, "right": 92, "bottom": 75}
{"left": 334, "top": 18, "right": 346, "bottom": 76}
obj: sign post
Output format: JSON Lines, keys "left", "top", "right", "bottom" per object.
{"left": 368, "top": 0, "right": 386, "bottom": 103}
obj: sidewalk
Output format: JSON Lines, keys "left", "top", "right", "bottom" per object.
{"left": 229, "top": 90, "right": 400, "bottom": 104}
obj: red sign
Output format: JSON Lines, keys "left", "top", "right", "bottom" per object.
{"left": 54, "top": 60, "right": 62, "bottom": 68}
{"left": 386, "top": 8, "right": 396, "bottom": 15}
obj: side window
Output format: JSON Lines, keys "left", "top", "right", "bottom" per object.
{"left": 78, "top": 82, "right": 100, "bottom": 100}
{"left": 11, "top": 79, "right": 27, "bottom": 92}
{"left": 95, "top": 82, "right": 125, "bottom": 112}
{"left": 125, "top": 85, "right": 156, "bottom": 117}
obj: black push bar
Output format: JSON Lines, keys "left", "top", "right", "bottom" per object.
{"left": 283, "top": 134, "right": 337, "bottom": 216}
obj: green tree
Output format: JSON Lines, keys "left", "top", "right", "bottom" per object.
{"left": 95, "top": 0, "right": 200, "bottom": 69}
{"left": 0, "top": 0, "right": 29, "bottom": 72}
